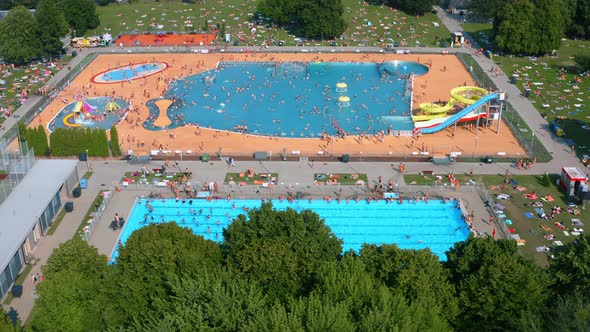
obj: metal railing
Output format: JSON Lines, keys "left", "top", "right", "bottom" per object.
{"left": 81, "top": 190, "right": 113, "bottom": 241}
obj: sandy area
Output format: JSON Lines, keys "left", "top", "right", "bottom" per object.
{"left": 36, "top": 52, "right": 526, "bottom": 158}
{"left": 153, "top": 99, "right": 173, "bottom": 127}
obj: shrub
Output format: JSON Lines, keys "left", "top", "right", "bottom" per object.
{"left": 109, "top": 125, "right": 121, "bottom": 157}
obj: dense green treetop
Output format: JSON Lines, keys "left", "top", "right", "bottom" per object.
{"left": 0, "top": 6, "right": 41, "bottom": 64}
{"left": 35, "top": 0, "right": 68, "bottom": 56}
{"left": 256, "top": 0, "right": 297, "bottom": 25}
{"left": 298, "top": 0, "right": 346, "bottom": 39}
{"left": 493, "top": 0, "right": 538, "bottom": 54}
{"left": 30, "top": 270, "right": 105, "bottom": 332}
{"left": 567, "top": 0, "right": 590, "bottom": 39}
{"left": 107, "top": 222, "right": 222, "bottom": 324}
{"left": 544, "top": 293, "right": 590, "bottom": 332}
{"left": 257, "top": 0, "right": 347, "bottom": 39}
{"left": 60, "top": 0, "right": 99, "bottom": 37}
{"left": 42, "top": 238, "right": 108, "bottom": 278}
{"left": 386, "top": 0, "right": 439, "bottom": 15}
{"left": 223, "top": 202, "right": 343, "bottom": 299}
{"left": 360, "top": 244, "right": 459, "bottom": 325}
{"left": 549, "top": 234, "right": 590, "bottom": 297}
{"left": 0, "top": 0, "right": 37, "bottom": 10}
{"left": 446, "top": 237, "right": 550, "bottom": 331}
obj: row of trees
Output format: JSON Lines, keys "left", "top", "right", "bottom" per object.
{"left": 18, "top": 123, "right": 121, "bottom": 157}
{"left": 11, "top": 203, "right": 590, "bottom": 331}
{"left": 492, "top": 0, "right": 565, "bottom": 55}
{"left": 369, "top": 0, "right": 439, "bottom": 15}
{"left": 258, "top": 0, "right": 438, "bottom": 39}
{"left": 49, "top": 127, "right": 110, "bottom": 157}
{"left": 257, "top": 0, "right": 347, "bottom": 39}
{"left": 468, "top": 0, "right": 590, "bottom": 41}
{"left": 0, "top": 0, "right": 99, "bottom": 64}
{"left": 18, "top": 123, "right": 49, "bottom": 156}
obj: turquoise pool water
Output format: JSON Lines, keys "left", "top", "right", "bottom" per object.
{"left": 111, "top": 198, "right": 468, "bottom": 261}
{"left": 144, "top": 61, "right": 428, "bottom": 135}
{"left": 48, "top": 97, "right": 129, "bottom": 131}
{"left": 93, "top": 62, "right": 166, "bottom": 83}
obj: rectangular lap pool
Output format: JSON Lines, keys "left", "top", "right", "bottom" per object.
{"left": 112, "top": 199, "right": 469, "bottom": 261}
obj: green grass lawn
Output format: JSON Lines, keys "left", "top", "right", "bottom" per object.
{"left": 461, "top": 22, "right": 494, "bottom": 49}
{"left": 224, "top": 172, "right": 278, "bottom": 185}
{"left": 314, "top": 173, "right": 368, "bottom": 185}
{"left": 90, "top": 0, "right": 450, "bottom": 47}
{"left": 404, "top": 172, "right": 589, "bottom": 266}
{"left": 500, "top": 41, "right": 590, "bottom": 161}
{"left": 46, "top": 208, "right": 67, "bottom": 235}
{"left": 0, "top": 60, "right": 62, "bottom": 119}
{"left": 82, "top": 171, "right": 94, "bottom": 180}
{"left": 460, "top": 22, "right": 590, "bottom": 160}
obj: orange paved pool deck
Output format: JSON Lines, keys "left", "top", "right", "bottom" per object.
{"left": 36, "top": 53, "right": 526, "bottom": 158}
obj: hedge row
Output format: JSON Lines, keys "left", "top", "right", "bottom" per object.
{"left": 110, "top": 125, "right": 122, "bottom": 157}
{"left": 18, "top": 122, "right": 124, "bottom": 158}
{"left": 50, "top": 127, "right": 110, "bottom": 157}
{"left": 18, "top": 123, "right": 49, "bottom": 156}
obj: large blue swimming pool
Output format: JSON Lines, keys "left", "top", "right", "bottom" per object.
{"left": 111, "top": 198, "right": 468, "bottom": 262}
{"left": 144, "top": 61, "right": 428, "bottom": 135}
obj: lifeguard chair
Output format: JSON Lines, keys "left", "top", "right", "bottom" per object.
{"left": 559, "top": 167, "right": 588, "bottom": 197}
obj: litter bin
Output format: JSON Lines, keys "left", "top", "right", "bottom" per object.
{"left": 340, "top": 154, "right": 350, "bottom": 163}
{"left": 72, "top": 187, "right": 81, "bottom": 198}
{"left": 200, "top": 153, "right": 210, "bottom": 162}
{"left": 80, "top": 179, "right": 88, "bottom": 189}
{"left": 65, "top": 202, "right": 74, "bottom": 212}
{"left": 12, "top": 285, "right": 23, "bottom": 298}
{"left": 79, "top": 152, "right": 87, "bottom": 161}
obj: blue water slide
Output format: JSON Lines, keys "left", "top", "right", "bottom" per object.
{"left": 420, "top": 93, "right": 498, "bottom": 134}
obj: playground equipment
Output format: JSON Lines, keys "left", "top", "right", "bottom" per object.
{"left": 412, "top": 87, "right": 500, "bottom": 134}
{"left": 63, "top": 96, "right": 97, "bottom": 127}
{"left": 415, "top": 86, "right": 489, "bottom": 121}
{"left": 105, "top": 101, "right": 121, "bottom": 112}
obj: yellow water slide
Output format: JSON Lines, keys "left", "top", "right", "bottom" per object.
{"left": 414, "top": 86, "right": 488, "bottom": 121}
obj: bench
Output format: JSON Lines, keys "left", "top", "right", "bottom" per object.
{"left": 421, "top": 170, "right": 434, "bottom": 175}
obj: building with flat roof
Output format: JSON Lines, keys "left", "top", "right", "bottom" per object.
{"left": 0, "top": 159, "right": 78, "bottom": 299}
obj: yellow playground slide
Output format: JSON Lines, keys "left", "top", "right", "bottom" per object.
{"left": 415, "top": 86, "right": 488, "bottom": 121}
